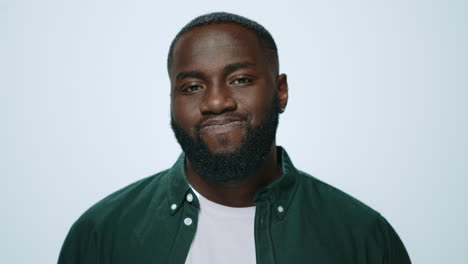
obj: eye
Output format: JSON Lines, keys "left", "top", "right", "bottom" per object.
{"left": 181, "top": 84, "right": 203, "bottom": 93}
{"left": 231, "top": 77, "right": 252, "bottom": 86}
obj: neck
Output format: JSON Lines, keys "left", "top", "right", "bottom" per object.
{"left": 185, "top": 144, "right": 282, "bottom": 207}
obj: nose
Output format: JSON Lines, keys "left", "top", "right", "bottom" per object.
{"left": 199, "top": 83, "right": 237, "bottom": 115}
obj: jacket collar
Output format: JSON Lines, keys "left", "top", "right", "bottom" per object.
{"left": 164, "top": 153, "right": 192, "bottom": 215}
{"left": 164, "top": 146, "right": 299, "bottom": 219}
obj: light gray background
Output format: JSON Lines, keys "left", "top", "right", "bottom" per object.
{"left": 2, "top": 0, "right": 467, "bottom": 263}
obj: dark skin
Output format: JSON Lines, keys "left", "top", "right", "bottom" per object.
{"left": 169, "top": 23, "right": 289, "bottom": 207}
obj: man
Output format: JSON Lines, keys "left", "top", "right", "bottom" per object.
{"left": 59, "top": 12, "right": 411, "bottom": 264}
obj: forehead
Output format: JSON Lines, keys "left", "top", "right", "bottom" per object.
{"left": 170, "top": 23, "right": 267, "bottom": 78}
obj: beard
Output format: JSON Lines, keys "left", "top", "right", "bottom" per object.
{"left": 171, "top": 97, "right": 279, "bottom": 183}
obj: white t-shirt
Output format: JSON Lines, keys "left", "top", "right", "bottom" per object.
{"left": 185, "top": 188, "right": 257, "bottom": 264}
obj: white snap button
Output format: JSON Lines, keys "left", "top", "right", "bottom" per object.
{"left": 186, "top": 193, "right": 193, "bottom": 202}
{"left": 277, "top": 205, "right": 284, "bottom": 213}
{"left": 184, "top": 217, "right": 193, "bottom": 226}
{"left": 170, "top": 203, "right": 177, "bottom": 210}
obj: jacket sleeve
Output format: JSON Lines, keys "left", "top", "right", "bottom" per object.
{"left": 58, "top": 218, "right": 99, "bottom": 264}
{"left": 368, "top": 216, "right": 412, "bottom": 264}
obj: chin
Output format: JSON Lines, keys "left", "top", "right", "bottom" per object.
{"left": 202, "top": 135, "right": 245, "bottom": 154}
{"left": 201, "top": 130, "right": 248, "bottom": 155}
{"left": 207, "top": 144, "right": 243, "bottom": 156}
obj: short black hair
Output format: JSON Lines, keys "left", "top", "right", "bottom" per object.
{"left": 167, "top": 12, "right": 279, "bottom": 74}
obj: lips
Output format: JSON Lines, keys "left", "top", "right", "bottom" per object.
{"left": 198, "top": 117, "right": 245, "bottom": 134}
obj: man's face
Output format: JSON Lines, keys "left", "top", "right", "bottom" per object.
{"left": 169, "top": 23, "right": 287, "bottom": 182}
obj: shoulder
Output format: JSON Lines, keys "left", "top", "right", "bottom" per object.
{"left": 293, "top": 171, "right": 411, "bottom": 262}
{"left": 295, "top": 170, "right": 382, "bottom": 230}
{"left": 59, "top": 169, "right": 172, "bottom": 263}
{"left": 87, "top": 169, "right": 170, "bottom": 222}
{"left": 72, "top": 168, "right": 171, "bottom": 232}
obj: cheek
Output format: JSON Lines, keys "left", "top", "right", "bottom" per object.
{"left": 171, "top": 98, "right": 200, "bottom": 131}
{"left": 235, "top": 84, "right": 276, "bottom": 124}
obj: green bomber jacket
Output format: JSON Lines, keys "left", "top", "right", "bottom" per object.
{"left": 58, "top": 147, "right": 411, "bottom": 264}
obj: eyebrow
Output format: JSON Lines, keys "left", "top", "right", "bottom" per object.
{"left": 175, "top": 61, "right": 256, "bottom": 81}
{"left": 175, "top": 71, "right": 204, "bottom": 81}
{"left": 223, "top": 61, "right": 256, "bottom": 74}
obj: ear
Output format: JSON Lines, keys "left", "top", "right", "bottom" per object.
{"left": 277, "top": 74, "right": 289, "bottom": 113}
